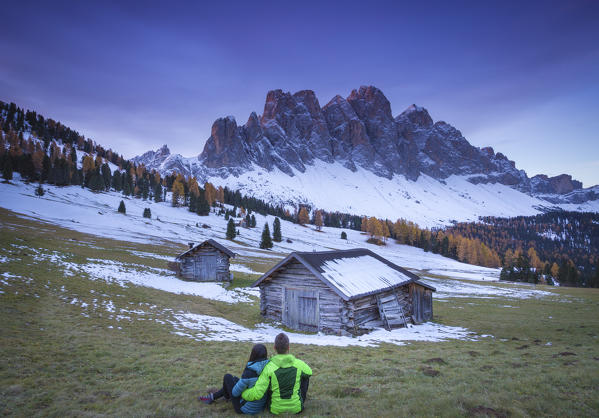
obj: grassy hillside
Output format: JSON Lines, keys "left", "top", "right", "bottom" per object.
{"left": 1, "top": 208, "right": 598, "bottom": 416}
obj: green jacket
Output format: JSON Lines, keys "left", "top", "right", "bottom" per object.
{"left": 241, "top": 354, "right": 312, "bottom": 415}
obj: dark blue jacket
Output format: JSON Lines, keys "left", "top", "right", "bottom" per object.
{"left": 232, "top": 359, "right": 269, "bottom": 415}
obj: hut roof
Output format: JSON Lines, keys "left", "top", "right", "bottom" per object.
{"left": 253, "top": 248, "right": 435, "bottom": 301}
{"left": 176, "top": 239, "right": 236, "bottom": 259}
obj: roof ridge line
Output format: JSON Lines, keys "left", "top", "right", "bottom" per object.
{"left": 292, "top": 248, "right": 371, "bottom": 255}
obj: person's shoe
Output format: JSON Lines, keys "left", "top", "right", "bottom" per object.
{"left": 198, "top": 393, "right": 214, "bottom": 404}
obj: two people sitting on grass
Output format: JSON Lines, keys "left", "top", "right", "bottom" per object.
{"left": 200, "top": 332, "right": 312, "bottom": 415}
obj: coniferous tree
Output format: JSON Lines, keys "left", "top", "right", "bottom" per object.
{"left": 273, "top": 217, "right": 282, "bottom": 242}
{"left": 189, "top": 193, "right": 197, "bottom": 212}
{"left": 341, "top": 231, "right": 347, "bottom": 240}
{"left": 89, "top": 169, "right": 105, "bottom": 191}
{"left": 196, "top": 195, "right": 210, "bottom": 216}
{"left": 70, "top": 147, "right": 77, "bottom": 165}
{"left": 112, "top": 171, "right": 122, "bottom": 191}
{"left": 141, "top": 178, "right": 149, "bottom": 200}
{"left": 143, "top": 208, "right": 151, "bottom": 219}
{"left": 123, "top": 178, "right": 131, "bottom": 196}
{"left": 69, "top": 168, "right": 79, "bottom": 186}
{"left": 592, "top": 260, "right": 599, "bottom": 288}
{"left": 250, "top": 214, "right": 256, "bottom": 228}
{"left": 226, "top": 218, "right": 236, "bottom": 240}
{"left": 260, "top": 222, "right": 273, "bottom": 249}
{"left": 35, "top": 182, "right": 45, "bottom": 197}
{"left": 101, "top": 163, "right": 111, "bottom": 190}
{"left": 41, "top": 155, "right": 51, "bottom": 182}
{"left": 2, "top": 156, "right": 12, "bottom": 181}
{"left": 154, "top": 182, "right": 163, "bottom": 203}
{"left": 118, "top": 200, "right": 126, "bottom": 214}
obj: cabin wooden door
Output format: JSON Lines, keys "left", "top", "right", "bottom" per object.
{"left": 422, "top": 289, "right": 433, "bottom": 321}
{"left": 283, "top": 288, "right": 319, "bottom": 332}
{"left": 195, "top": 255, "right": 217, "bottom": 281}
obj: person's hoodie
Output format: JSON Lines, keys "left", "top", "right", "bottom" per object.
{"left": 232, "top": 359, "right": 270, "bottom": 414}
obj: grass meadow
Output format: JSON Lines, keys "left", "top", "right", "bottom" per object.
{"left": 1, "top": 208, "right": 598, "bottom": 417}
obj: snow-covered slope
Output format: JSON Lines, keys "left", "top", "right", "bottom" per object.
{"left": 191, "top": 161, "right": 598, "bottom": 228}
{"left": 0, "top": 176, "right": 500, "bottom": 278}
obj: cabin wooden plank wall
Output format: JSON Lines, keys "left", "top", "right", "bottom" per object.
{"left": 179, "top": 245, "right": 231, "bottom": 282}
{"left": 410, "top": 283, "right": 433, "bottom": 323}
{"left": 343, "top": 285, "right": 412, "bottom": 333}
{"left": 259, "top": 261, "right": 343, "bottom": 334}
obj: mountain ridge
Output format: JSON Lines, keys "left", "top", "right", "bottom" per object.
{"left": 133, "top": 86, "right": 598, "bottom": 215}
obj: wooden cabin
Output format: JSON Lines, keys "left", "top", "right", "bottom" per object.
{"left": 253, "top": 248, "right": 435, "bottom": 335}
{"left": 175, "top": 239, "right": 235, "bottom": 282}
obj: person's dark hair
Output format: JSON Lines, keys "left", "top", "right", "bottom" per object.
{"left": 248, "top": 343, "right": 268, "bottom": 362}
{"left": 274, "top": 333, "right": 289, "bottom": 354}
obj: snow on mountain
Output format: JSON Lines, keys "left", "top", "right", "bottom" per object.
{"left": 0, "top": 175, "right": 500, "bottom": 277}
{"left": 132, "top": 144, "right": 202, "bottom": 177}
{"left": 133, "top": 86, "right": 599, "bottom": 226}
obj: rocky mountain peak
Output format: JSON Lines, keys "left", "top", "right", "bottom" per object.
{"left": 244, "top": 112, "right": 263, "bottom": 143}
{"left": 199, "top": 116, "right": 251, "bottom": 170}
{"left": 396, "top": 104, "right": 433, "bottom": 128}
{"left": 261, "top": 89, "right": 296, "bottom": 123}
{"left": 531, "top": 174, "right": 583, "bottom": 194}
{"left": 347, "top": 85, "right": 393, "bottom": 124}
{"left": 209, "top": 116, "right": 239, "bottom": 155}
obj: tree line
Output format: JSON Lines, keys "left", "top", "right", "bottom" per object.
{"left": 444, "top": 212, "right": 599, "bottom": 287}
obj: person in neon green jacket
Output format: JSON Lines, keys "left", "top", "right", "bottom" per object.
{"left": 242, "top": 333, "right": 312, "bottom": 414}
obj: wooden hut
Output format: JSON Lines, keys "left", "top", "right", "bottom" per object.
{"left": 175, "top": 239, "right": 235, "bottom": 282}
{"left": 253, "top": 248, "right": 435, "bottom": 335}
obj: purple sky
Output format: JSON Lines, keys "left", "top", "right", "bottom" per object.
{"left": 2, "top": 0, "right": 598, "bottom": 186}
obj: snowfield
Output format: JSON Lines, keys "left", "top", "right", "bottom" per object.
{"left": 422, "top": 276, "right": 555, "bottom": 300}
{"left": 199, "top": 161, "right": 599, "bottom": 228}
{"left": 0, "top": 176, "right": 502, "bottom": 277}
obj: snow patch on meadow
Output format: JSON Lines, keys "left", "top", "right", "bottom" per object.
{"left": 170, "top": 312, "right": 478, "bottom": 347}
{"left": 128, "top": 250, "right": 174, "bottom": 262}
{"left": 229, "top": 264, "right": 261, "bottom": 275}
{"left": 422, "top": 276, "right": 555, "bottom": 300}
{"left": 425, "top": 269, "right": 499, "bottom": 282}
{"left": 74, "top": 259, "right": 257, "bottom": 303}
{"left": 57, "top": 284, "right": 480, "bottom": 348}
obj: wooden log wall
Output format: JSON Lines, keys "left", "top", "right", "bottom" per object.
{"left": 179, "top": 245, "right": 230, "bottom": 282}
{"left": 259, "top": 260, "right": 344, "bottom": 334}
{"left": 344, "top": 285, "right": 412, "bottom": 333}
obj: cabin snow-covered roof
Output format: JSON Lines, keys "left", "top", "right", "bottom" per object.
{"left": 176, "top": 239, "right": 235, "bottom": 259}
{"left": 253, "top": 248, "right": 435, "bottom": 301}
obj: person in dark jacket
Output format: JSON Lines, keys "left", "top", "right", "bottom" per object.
{"left": 199, "top": 343, "right": 269, "bottom": 414}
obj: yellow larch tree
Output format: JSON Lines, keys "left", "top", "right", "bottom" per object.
{"left": 314, "top": 210, "right": 323, "bottom": 231}
{"left": 298, "top": 207, "right": 310, "bottom": 225}
{"left": 171, "top": 177, "right": 185, "bottom": 207}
